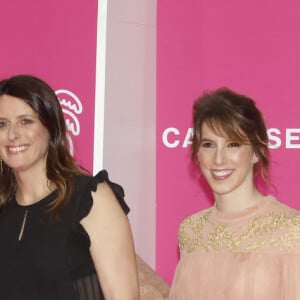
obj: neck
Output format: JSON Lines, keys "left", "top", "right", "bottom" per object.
{"left": 14, "top": 169, "right": 54, "bottom": 206}
{"left": 214, "top": 187, "right": 263, "bottom": 213}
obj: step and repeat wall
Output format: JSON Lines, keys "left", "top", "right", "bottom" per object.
{"left": 3, "top": 0, "right": 300, "bottom": 288}
{"left": 0, "top": 0, "right": 157, "bottom": 272}
{"left": 0, "top": 0, "right": 98, "bottom": 172}
{"left": 157, "top": 0, "right": 300, "bottom": 284}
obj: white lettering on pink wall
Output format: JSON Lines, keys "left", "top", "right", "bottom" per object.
{"left": 162, "top": 127, "right": 300, "bottom": 149}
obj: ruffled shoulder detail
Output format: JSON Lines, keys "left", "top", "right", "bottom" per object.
{"left": 74, "top": 169, "right": 130, "bottom": 222}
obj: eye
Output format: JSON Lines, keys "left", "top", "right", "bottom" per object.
{"left": 20, "top": 118, "right": 33, "bottom": 125}
{"left": 201, "top": 142, "right": 214, "bottom": 148}
{"left": 0, "top": 121, "right": 9, "bottom": 128}
{"left": 228, "top": 142, "right": 241, "bottom": 148}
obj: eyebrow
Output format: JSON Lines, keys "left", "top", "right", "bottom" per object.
{"left": 200, "top": 137, "right": 212, "bottom": 142}
{"left": 199, "top": 137, "right": 215, "bottom": 142}
{"left": 200, "top": 136, "right": 234, "bottom": 143}
{"left": 18, "top": 114, "right": 37, "bottom": 118}
{"left": 0, "top": 114, "right": 37, "bottom": 120}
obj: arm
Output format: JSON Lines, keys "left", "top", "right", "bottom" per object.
{"left": 81, "top": 181, "right": 140, "bottom": 300}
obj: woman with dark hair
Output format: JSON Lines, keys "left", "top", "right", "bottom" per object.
{"left": 169, "top": 88, "right": 300, "bottom": 299}
{"left": 0, "top": 74, "right": 139, "bottom": 300}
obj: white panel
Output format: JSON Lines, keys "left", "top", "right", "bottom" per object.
{"left": 93, "top": 0, "right": 108, "bottom": 172}
{"left": 103, "top": 0, "right": 157, "bottom": 268}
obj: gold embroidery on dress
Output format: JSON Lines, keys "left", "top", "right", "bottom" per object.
{"left": 179, "top": 210, "right": 300, "bottom": 253}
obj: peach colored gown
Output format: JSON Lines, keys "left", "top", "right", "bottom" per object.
{"left": 169, "top": 196, "right": 300, "bottom": 300}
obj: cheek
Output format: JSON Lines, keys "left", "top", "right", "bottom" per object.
{"left": 198, "top": 155, "right": 208, "bottom": 170}
{"left": 0, "top": 133, "right": 8, "bottom": 150}
{"left": 232, "top": 152, "right": 255, "bottom": 172}
{"left": 33, "top": 127, "right": 50, "bottom": 140}
{"left": 198, "top": 155, "right": 211, "bottom": 175}
{"left": 0, "top": 133, "right": 6, "bottom": 143}
{"left": 30, "top": 128, "right": 50, "bottom": 151}
{"left": 231, "top": 150, "right": 252, "bottom": 162}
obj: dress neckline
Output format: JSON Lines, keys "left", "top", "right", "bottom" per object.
{"left": 13, "top": 190, "right": 57, "bottom": 209}
{"left": 211, "top": 195, "right": 273, "bottom": 221}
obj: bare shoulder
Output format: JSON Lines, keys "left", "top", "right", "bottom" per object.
{"left": 80, "top": 181, "right": 128, "bottom": 232}
{"left": 92, "top": 181, "right": 121, "bottom": 204}
{"left": 80, "top": 181, "right": 139, "bottom": 299}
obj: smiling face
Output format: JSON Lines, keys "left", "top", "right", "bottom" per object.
{"left": 198, "top": 122, "right": 258, "bottom": 201}
{"left": 0, "top": 94, "right": 50, "bottom": 174}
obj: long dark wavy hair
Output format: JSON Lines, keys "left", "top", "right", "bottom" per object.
{"left": 0, "top": 74, "right": 86, "bottom": 215}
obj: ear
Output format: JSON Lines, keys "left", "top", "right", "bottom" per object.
{"left": 252, "top": 153, "right": 259, "bottom": 164}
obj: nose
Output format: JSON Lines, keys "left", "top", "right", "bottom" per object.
{"left": 7, "top": 123, "right": 19, "bottom": 141}
{"left": 214, "top": 147, "right": 226, "bottom": 165}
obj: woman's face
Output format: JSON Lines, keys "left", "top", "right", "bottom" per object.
{"left": 197, "top": 122, "right": 258, "bottom": 200}
{"left": 0, "top": 94, "right": 50, "bottom": 174}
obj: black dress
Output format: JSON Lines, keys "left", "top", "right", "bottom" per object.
{"left": 0, "top": 170, "right": 129, "bottom": 300}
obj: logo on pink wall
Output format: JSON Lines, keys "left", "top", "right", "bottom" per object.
{"left": 55, "top": 89, "right": 83, "bottom": 156}
{"left": 161, "top": 127, "right": 300, "bottom": 150}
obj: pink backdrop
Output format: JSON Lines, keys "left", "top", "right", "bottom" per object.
{"left": 2, "top": 0, "right": 300, "bottom": 287}
{"left": 157, "top": 0, "right": 300, "bottom": 284}
{"left": 0, "top": 0, "right": 98, "bottom": 172}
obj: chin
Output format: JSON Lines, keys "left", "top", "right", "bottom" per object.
{"left": 212, "top": 188, "right": 234, "bottom": 197}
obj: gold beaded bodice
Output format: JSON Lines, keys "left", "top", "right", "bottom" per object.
{"left": 178, "top": 197, "right": 300, "bottom": 254}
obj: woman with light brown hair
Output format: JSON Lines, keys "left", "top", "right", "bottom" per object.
{"left": 169, "top": 88, "right": 300, "bottom": 299}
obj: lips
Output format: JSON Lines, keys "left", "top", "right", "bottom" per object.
{"left": 7, "top": 145, "right": 28, "bottom": 153}
{"left": 211, "top": 169, "right": 234, "bottom": 180}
